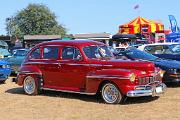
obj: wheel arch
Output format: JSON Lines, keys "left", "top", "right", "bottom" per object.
{"left": 97, "top": 80, "right": 122, "bottom": 95}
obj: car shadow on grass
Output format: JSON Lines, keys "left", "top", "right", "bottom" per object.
{"left": 122, "top": 96, "right": 159, "bottom": 105}
{"left": 165, "top": 83, "right": 180, "bottom": 88}
{"left": 6, "top": 88, "right": 101, "bottom": 103}
{"left": 42, "top": 90, "right": 102, "bottom": 103}
{"left": 5, "top": 87, "right": 25, "bottom": 95}
{"left": 6, "top": 87, "right": 160, "bottom": 105}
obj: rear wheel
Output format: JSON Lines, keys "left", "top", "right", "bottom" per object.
{"left": 101, "top": 82, "right": 122, "bottom": 104}
{"left": 23, "top": 76, "right": 38, "bottom": 95}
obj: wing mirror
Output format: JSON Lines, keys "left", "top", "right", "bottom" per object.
{"left": 75, "top": 55, "right": 83, "bottom": 61}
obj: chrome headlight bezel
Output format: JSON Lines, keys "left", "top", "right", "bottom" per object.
{"left": 159, "top": 70, "right": 165, "bottom": 77}
{"left": 129, "top": 73, "right": 136, "bottom": 83}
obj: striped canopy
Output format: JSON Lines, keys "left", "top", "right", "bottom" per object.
{"left": 119, "top": 16, "right": 164, "bottom": 34}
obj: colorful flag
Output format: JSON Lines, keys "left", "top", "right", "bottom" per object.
{"left": 134, "top": 4, "right": 139, "bottom": 9}
{"left": 168, "top": 15, "right": 178, "bottom": 33}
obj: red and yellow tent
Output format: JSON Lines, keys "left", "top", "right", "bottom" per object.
{"left": 119, "top": 16, "right": 164, "bottom": 34}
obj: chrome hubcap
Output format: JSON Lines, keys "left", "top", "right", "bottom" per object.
{"left": 102, "top": 83, "right": 119, "bottom": 103}
{"left": 24, "top": 76, "right": 35, "bottom": 94}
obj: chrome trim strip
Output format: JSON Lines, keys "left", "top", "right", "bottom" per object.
{"left": 60, "top": 63, "right": 90, "bottom": 66}
{"left": 24, "top": 62, "right": 59, "bottom": 65}
{"left": 86, "top": 75, "right": 129, "bottom": 80}
{"left": 103, "top": 65, "right": 113, "bottom": 67}
{"left": 24, "top": 62, "right": 103, "bottom": 67}
{"left": 42, "top": 88, "right": 96, "bottom": 95}
{"left": 19, "top": 71, "right": 42, "bottom": 75}
{"left": 90, "top": 64, "right": 102, "bottom": 67}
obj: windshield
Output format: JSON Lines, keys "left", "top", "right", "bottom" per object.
{"left": 83, "top": 45, "right": 113, "bottom": 59}
{"left": 14, "top": 50, "right": 28, "bottom": 56}
{"left": 124, "top": 48, "right": 158, "bottom": 61}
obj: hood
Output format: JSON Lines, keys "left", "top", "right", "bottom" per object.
{"left": 103, "top": 59, "right": 155, "bottom": 73}
{"left": 0, "top": 48, "right": 10, "bottom": 55}
{"left": 5, "top": 56, "right": 25, "bottom": 65}
{"left": 155, "top": 59, "right": 180, "bottom": 69}
{"left": 0, "top": 60, "right": 9, "bottom": 65}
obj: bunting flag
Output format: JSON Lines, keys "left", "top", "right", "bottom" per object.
{"left": 134, "top": 4, "right": 139, "bottom": 9}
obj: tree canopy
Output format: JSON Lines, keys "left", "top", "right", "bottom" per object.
{"left": 6, "top": 3, "right": 68, "bottom": 40}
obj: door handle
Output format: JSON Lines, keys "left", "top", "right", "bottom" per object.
{"left": 58, "top": 63, "right": 61, "bottom": 67}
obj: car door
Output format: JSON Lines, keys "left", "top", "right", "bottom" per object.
{"left": 39, "top": 45, "right": 62, "bottom": 89}
{"left": 57, "top": 46, "right": 90, "bottom": 91}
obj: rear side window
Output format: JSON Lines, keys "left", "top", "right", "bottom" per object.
{"left": 31, "top": 48, "right": 41, "bottom": 59}
{"left": 62, "top": 46, "right": 81, "bottom": 60}
{"left": 145, "top": 45, "right": 172, "bottom": 54}
{"left": 43, "top": 46, "right": 59, "bottom": 59}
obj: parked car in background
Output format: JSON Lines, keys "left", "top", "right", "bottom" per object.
{"left": 129, "top": 39, "right": 149, "bottom": 48}
{"left": 14, "top": 40, "right": 166, "bottom": 104}
{"left": 3, "top": 49, "right": 29, "bottom": 73}
{"left": 138, "top": 42, "right": 180, "bottom": 61}
{"left": 0, "top": 40, "right": 11, "bottom": 58}
{"left": 0, "top": 60, "right": 11, "bottom": 83}
{"left": 116, "top": 47, "right": 180, "bottom": 84}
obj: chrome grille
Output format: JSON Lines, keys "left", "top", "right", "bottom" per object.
{"left": 138, "top": 76, "right": 155, "bottom": 85}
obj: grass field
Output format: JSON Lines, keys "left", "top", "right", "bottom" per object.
{"left": 0, "top": 77, "right": 180, "bottom": 120}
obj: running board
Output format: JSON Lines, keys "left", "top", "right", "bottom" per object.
{"left": 42, "top": 88, "right": 96, "bottom": 95}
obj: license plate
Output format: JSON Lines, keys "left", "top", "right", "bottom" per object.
{"left": 155, "top": 87, "right": 162, "bottom": 93}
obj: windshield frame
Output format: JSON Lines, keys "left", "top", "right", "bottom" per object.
{"left": 83, "top": 45, "right": 114, "bottom": 59}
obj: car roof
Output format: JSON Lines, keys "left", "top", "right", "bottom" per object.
{"left": 138, "top": 42, "right": 180, "bottom": 50}
{"left": 141, "top": 42, "right": 179, "bottom": 46}
{"left": 36, "top": 39, "right": 105, "bottom": 47}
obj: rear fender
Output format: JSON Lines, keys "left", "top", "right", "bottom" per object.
{"left": 17, "top": 65, "right": 42, "bottom": 86}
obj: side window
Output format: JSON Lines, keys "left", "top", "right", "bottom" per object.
{"left": 154, "top": 46, "right": 164, "bottom": 54}
{"left": 31, "top": 48, "right": 41, "bottom": 59}
{"left": 43, "top": 46, "right": 59, "bottom": 59}
{"left": 144, "top": 46, "right": 155, "bottom": 54}
{"left": 62, "top": 47, "right": 81, "bottom": 60}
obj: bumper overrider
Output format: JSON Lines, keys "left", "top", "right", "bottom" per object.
{"left": 127, "top": 81, "right": 166, "bottom": 97}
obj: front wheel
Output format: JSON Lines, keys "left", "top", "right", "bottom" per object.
{"left": 23, "top": 76, "right": 38, "bottom": 95}
{"left": 101, "top": 82, "right": 123, "bottom": 104}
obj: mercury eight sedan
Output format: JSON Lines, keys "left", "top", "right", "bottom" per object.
{"left": 15, "top": 40, "right": 166, "bottom": 104}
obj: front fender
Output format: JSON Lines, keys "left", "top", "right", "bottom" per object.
{"left": 17, "top": 65, "right": 42, "bottom": 86}
{"left": 85, "top": 69, "right": 135, "bottom": 94}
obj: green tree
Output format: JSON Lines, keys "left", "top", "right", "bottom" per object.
{"left": 6, "top": 3, "right": 68, "bottom": 40}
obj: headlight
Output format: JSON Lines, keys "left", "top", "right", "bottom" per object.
{"left": 159, "top": 70, "right": 165, "bottom": 77}
{"left": 2, "top": 65, "right": 10, "bottom": 68}
{"left": 129, "top": 73, "right": 136, "bottom": 82}
{"left": 141, "top": 71, "right": 146, "bottom": 74}
{"left": 169, "top": 68, "right": 177, "bottom": 73}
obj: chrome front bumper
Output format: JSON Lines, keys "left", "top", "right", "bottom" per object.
{"left": 127, "top": 81, "right": 166, "bottom": 97}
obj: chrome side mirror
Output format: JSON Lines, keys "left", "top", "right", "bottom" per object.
{"left": 75, "top": 55, "right": 83, "bottom": 61}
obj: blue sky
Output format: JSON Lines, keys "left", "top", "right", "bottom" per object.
{"left": 0, "top": 0, "right": 179, "bottom": 35}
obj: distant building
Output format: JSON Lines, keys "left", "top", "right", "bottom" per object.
{"left": 23, "top": 35, "right": 61, "bottom": 48}
{"left": 73, "top": 33, "right": 111, "bottom": 45}
{"left": 0, "top": 36, "right": 11, "bottom": 48}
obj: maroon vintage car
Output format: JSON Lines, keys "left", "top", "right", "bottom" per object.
{"left": 15, "top": 40, "right": 166, "bottom": 104}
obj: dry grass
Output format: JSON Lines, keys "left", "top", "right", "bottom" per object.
{"left": 0, "top": 77, "right": 180, "bottom": 120}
